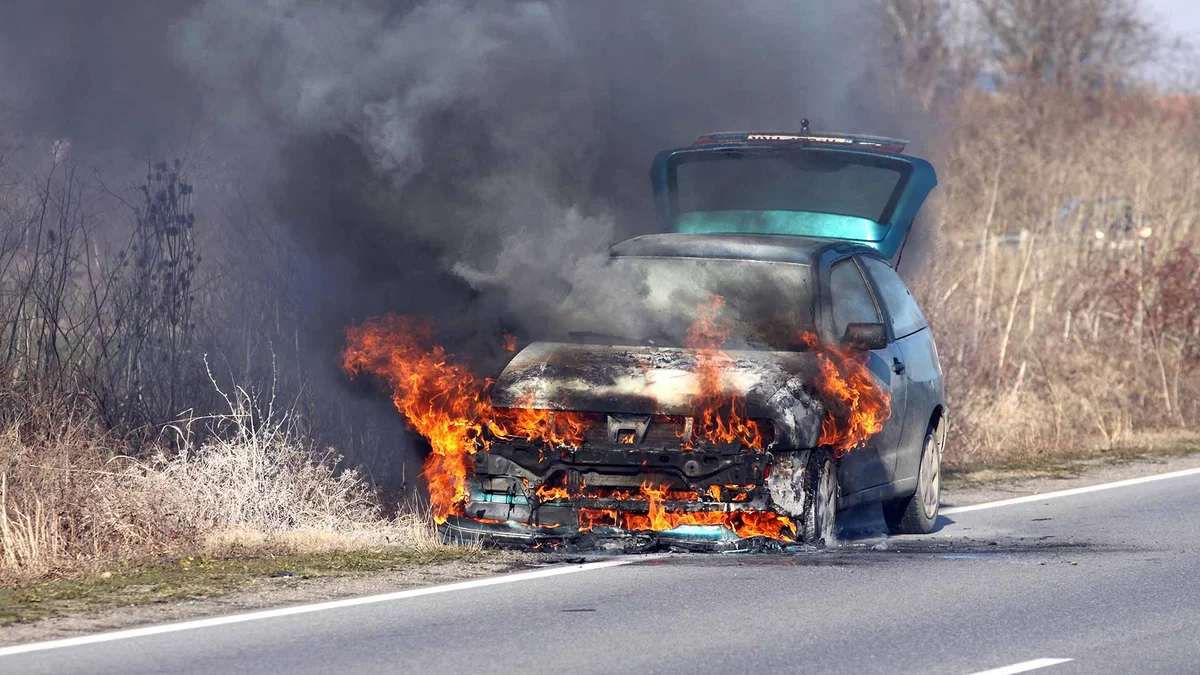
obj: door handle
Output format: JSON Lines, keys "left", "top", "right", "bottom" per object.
{"left": 892, "top": 358, "right": 906, "bottom": 374}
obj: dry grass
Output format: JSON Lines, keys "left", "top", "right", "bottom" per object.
{"left": 0, "top": 381, "right": 451, "bottom": 583}
{"left": 920, "top": 91, "right": 1200, "bottom": 471}
{"left": 0, "top": 393, "right": 189, "bottom": 580}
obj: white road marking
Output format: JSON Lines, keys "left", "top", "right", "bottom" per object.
{"left": 941, "top": 466, "right": 1200, "bottom": 515}
{"left": 965, "top": 657, "right": 1072, "bottom": 675}
{"left": 0, "top": 559, "right": 633, "bottom": 658}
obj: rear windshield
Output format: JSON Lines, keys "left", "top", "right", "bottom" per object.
{"left": 558, "top": 256, "right": 815, "bottom": 350}
{"left": 674, "top": 150, "right": 906, "bottom": 222}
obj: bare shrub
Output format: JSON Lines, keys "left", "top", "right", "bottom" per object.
{"left": 149, "top": 368, "right": 382, "bottom": 539}
{"left": 920, "top": 90, "right": 1200, "bottom": 470}
{"left": 974, "top": 0, "right": 1161, "bottom": 92}
{"left": 0, "top": 390, "right": 192, "bottom": 580}
{"left": 0, "top": 376, "right": 446, "bottom": 582}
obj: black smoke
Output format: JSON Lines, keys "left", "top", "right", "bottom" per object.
{"left": 0, "top": 0, "right": 926, "bottom": 483}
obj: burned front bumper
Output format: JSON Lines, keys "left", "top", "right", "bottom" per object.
{"left": 439, "top": 514, "right": 754, "bottom": 551}
{"left": 438, "top": 438, "right": 815, "bottom": 550}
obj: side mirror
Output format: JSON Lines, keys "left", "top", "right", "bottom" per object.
{"left": 841, "top": 323, "right": 888, "bottom": 351}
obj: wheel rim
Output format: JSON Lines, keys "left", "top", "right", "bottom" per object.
{"left": 919, "top": 435, "right": 941, "bottom": 519}
{"left": 816, "top": 458, "right": 836, "bottom": 544}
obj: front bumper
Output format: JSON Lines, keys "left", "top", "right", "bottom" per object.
{"left": 441, "top": 441, "right": 814, "bottom": 550}
{"left": 439, "top": 514, "right": 762, "bottom": 552}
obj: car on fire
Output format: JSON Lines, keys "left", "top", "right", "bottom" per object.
{"left": 443, "top": 129, "right": 947, "bottom": 549}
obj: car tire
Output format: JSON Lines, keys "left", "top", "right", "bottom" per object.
{"left": 884, "top": 421, "right": 942, "bottom": 535}
{"left": 803, "top": 450, "right": 837, "bottom": 546}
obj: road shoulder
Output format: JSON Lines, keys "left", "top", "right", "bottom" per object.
{"left": 0, "top": 549, "right": 552, "bottom": 647}
{"left": 943, "top": 450, "right": 1200, "bottom": 508}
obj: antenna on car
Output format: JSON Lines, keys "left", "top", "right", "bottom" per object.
{"left": 800, "top": 118, "right": 810, "bottom": 133}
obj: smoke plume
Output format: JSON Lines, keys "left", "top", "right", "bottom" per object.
{"left": 0, "top": 0, "right": 925, "bottom": 481}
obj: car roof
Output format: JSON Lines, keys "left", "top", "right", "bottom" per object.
{"left": 609, "top": 233, "right": 877, "bottom": 265}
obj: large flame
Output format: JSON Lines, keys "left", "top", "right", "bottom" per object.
{"left": 685, "top": 295, "right": 763, "bottom": 449}
{"left": 796, "top": 332, "right": 891, "bottom": 454}
{"left": 341, "top": 315, "right": 590, "bottom": 523}
{"left": 341, "top": 308, "right": 888, "bottom": 539}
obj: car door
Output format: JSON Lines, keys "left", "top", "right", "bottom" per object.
{"left": 824, "top": 256, "right": 908, "bottom": 498}
{"left": 859, "top": 256, "right": 934, "bottom": 485}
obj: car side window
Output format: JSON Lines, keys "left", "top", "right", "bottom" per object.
{"left": 861, "top": 257, "right": 927, "bottom": 338}
{"left": 829, "top": 259, "right": 880, "bottom": 339}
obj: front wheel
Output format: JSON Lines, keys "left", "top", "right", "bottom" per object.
{"left": 884, "top": 421, "right": 942, "bottom": 534}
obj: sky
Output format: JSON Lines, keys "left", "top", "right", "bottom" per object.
{"left": 1145, "top": 0, "right": 1200, "bottom": 41}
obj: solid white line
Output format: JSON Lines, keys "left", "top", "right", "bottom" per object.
{"left": 942, "top": 466, "right": 1200, "bottom": 515}
{"left": 965, "top": 657, "right": 1072, "bottom": 675}
{"left": 0, "top": 559, "right": 633, "bottom": 658}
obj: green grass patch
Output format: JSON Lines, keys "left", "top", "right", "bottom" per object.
{"left": 0, "top": 546, "right": 489, "bottom": 627}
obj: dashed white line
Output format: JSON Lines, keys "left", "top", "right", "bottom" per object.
{"left": 0, "top": 559, "right": 633, "bottom": 658}
{"left": 965, "top": 657, "right": 1073, "bottom": 675}
{"left": 942, "top": 466, "right": 1200, "bottom": 515}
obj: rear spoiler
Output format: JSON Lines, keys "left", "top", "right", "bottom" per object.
{"left": 690, "top": 131, "right": 909, "bottom": 154}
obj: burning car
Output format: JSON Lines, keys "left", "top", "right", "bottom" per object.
{"left": 343, "top": 128, "right": 947, "bottom": 550}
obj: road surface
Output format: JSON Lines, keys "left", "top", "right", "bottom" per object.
{"left": 4, "top": 468, "right": 1200, "bottom": 674}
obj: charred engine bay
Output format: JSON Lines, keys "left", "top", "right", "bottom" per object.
{"left": 443, "top": 419, "right": 819, "bottom": 552}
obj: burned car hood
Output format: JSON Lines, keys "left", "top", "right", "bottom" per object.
{"left": 491, "top": 341, "right": 825, "bottom": 448}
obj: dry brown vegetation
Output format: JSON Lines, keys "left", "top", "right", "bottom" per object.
{"left": 0, "top": 132, "right": 446, "bottom": 580}
{"left": 879, "top": 0, "right": 1200, "bottom": 471}
{"left": 0, "top": 381, "right": 442, "bottom": 581}
{"left": 920, "top": 91, "right": 1200, "bottom": 470}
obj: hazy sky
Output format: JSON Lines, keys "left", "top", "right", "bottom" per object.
{"left": 1145, "top": 0, "right": 1200, "bottom": 41}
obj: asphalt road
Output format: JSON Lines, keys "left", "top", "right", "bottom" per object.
{"left": 5, "top": 470, "right": 1200, "bottom": 675}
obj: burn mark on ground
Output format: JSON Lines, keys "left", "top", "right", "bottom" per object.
{"left": 527, "top": 536, "right": 1130, "bottom": 571}
{"left": 640, "top": 537, "right": 1129, "bottom": 568}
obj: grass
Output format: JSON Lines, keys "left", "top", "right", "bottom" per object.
{"left": 0, "top": 377, "right": 460, "bottom": 582}
{"left": 0, "top": 545, "right": 490, "bottom": 626}
{"left": 0, "top": 384, "right": 490, "bottom": 627}
{"left": 943, "top": 429, "right": 1200, "bottom": 491}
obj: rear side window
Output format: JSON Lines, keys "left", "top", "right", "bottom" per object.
{"left": 829, "top": 259, "right": 880, "bottom": 339}
{"left": 861, "top": 257, "right": 927, "bottom": 338}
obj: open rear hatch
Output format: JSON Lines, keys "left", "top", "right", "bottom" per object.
{"left": 651, "top": 131, "right": 938, "bottom": 260}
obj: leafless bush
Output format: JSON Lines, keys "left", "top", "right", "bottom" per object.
{"left": 0, "top": 148, "right": 212, "bottom": 438}
{"left": 151, "top": 364, "right": 381, "bottom": 537}
{"left": 919, "top": 91, "right": 1200, "bottom": 470}
{"left": 974, "top": 0, "right": 1161, "bottom": 93}
{"left": 0, "top": 388, "right": 192, "bottom": 580}
{"left": 0, "top": 376, "right": 440, "bottom": 582}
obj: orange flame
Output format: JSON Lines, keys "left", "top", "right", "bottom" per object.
{"left": 501, "top": 331, "right": 518, "bottom": 352}
{"left": 535, "top": 483, "right": 571, "bottom": 502}
{"left": 491, "top": 399, "right": 593, "bottom": 448}
{"left": 342, "top": 302, "right": 803, "bottom": 539}
{"left": 578, "top": 481, "right": 795, "bottom": 540}
{"left": 341, "top": 315, "right": 591, "bottom": 523}
{"left": 796, "top": 332, "right": 891, "bottom": 454}
{"left": 684, "top": 295, "right": 763, "bottom": 449}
